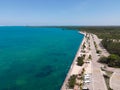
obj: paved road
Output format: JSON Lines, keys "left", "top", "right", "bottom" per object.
{"left": 90, "top": 34, "right": 107, "bottom": 90}
{"left": 110, "top": 69, "right": 120, "bottom": 90}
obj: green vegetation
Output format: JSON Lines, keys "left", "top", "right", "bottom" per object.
{"left": 102, "top": 38, "right": 120, "bottom": 56}
{"left": 80, "top": 26, "right": 120, "bottom": 39}
{"left": 83, "top": 42, "right": 86, "bottom": 49}
{"left": 88, "top": 55, "right": 92, "bottom": 60}
{"left": 52, "top": 26, "right": 120, "bottom": 39}
{"left": 93, "top": 40, "right": 101, "bottom": 54}
{"left": 77, "top": 56, "right": 84, "bottom": 66}
{"left": 107, "top": 54, "right": 120, "bottom": 67}
{"left": 100, "top": 34, "right": 120, "bottom": 68}
{"left": 68, "top": 75, "right": 77, "bottom": 88}
{"left": 98, "top": 56, "right": 108, "bottom": 63}
{"left": 94, "top": 41, "right": 97, "bottom": 48}
{"left": 96, "top": 49, "right": 101, "bottom": 54}
{"left": 83, "top": 54, "right": 86, "bottom": 58}
{"left": 98, "top": 54, "right": 120, "bottom": 68}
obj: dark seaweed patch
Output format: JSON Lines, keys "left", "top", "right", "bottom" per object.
{"left": 35, "top": 65, "right": 54, "bottom": 78}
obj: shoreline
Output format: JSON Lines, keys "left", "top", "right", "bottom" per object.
{"left": 61, "top": 31, "right": 85, "bottom": 90}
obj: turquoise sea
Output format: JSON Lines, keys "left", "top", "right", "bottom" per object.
{"left": 0, "top": 27, "right": 84, "bottom": 90}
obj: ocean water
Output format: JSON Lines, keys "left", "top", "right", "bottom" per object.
{"left": 0, "top": 27, "right": 84, "bottom": 90}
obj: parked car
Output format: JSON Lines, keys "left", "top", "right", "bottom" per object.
{"left": 82, "top": 86, "right": 89, "bottom": 90}
{"left": 84, "top": 80, "right": 90, "bottom": 83}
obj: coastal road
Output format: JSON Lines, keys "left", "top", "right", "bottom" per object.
{"left": 90, "top": 34, "right": 107, "bottom": 90}
{"left": 92, "top": 34, "right": 109, "bottom": 57}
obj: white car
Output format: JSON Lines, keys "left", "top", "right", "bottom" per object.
{"left": 84, "top": 80, "right": 91, "bottom": 83}
{"left": 84, "top": 76, "right": 90, "bottom": 80}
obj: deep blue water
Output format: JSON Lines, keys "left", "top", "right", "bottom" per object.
{"left": 0, "top": 26, "right": 84, "bottom": 90}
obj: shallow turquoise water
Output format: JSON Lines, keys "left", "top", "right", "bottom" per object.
{"left": 0, "top": 27, "right": 84, "bottom": 90}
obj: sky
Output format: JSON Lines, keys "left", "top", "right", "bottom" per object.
{"left": 0, "top": 0, "right": 120, "bottom": 26}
